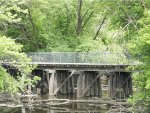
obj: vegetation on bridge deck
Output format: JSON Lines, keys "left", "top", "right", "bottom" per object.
{"left": 27, "top": 52, "right": 139, "bottom": 65}
{"left": 0, "top": 0, "right": 150, "bottom": 112}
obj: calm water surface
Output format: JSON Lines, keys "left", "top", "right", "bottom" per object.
{"left": 0, "top": 94, "right": 130, "bottom": 113}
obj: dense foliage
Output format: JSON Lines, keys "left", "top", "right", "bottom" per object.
{"left": 128, "top": 7, "right": 150, "bottom": 112}
{"left": 0, "top": 0, "right": 150, "bottom": 111}
{"left": 0, "top": 35, "right": 36, "bottom": 93}
{"left": 0, "top": 0, "right": 37, "bottom": 93}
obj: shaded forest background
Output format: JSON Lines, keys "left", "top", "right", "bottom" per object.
{"left": 0, "top": 0, "right": 150, "bottom": 112}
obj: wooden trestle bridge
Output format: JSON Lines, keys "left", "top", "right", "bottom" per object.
{"left": 3, "top": 52, "right": 139, "bottom": 99}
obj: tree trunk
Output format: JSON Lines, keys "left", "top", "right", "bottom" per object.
{"left": 76, "top": 0, "right": 83, "bottom": 36}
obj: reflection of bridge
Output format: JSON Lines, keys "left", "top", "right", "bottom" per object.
{"left": 5, "top": 52, "right": 138, "bottom": 99}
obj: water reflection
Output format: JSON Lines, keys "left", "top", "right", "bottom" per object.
{"left": 0, "top": 104, "right": 106, "bottom": 113}
{"left": 0, "top": 94, "right": 129, "bottom": 113}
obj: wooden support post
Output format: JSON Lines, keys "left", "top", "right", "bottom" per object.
{"left": 49, "top": 71, "right": 55, "bottom": 95}
{"left": 85, "top": 73, "right": 90, "bottom": 96}
{"left": 61, "top": 71, "right": 65, "bottom": 94}
{"left": 60, "top": 71, "right": 63, "bottom": 94}
{"left": 54, "top": 72, "right": 58, "bottom": 94}
{"left": 81, "top": 72, "right": 86, "bottom": 96}
{"left": 120, "top": 74, "right": 125, "bottom": 98}
{"left": 63, "top": 71, "right": 67, "bottom": 94}
{"left": 94, "top": 81, "right": 97, "bottom": 96}
{"left": 109, "top": 73, "right": 117, "bottom": 99}
{"left": 77, "top": 74, "right": 82, "bottom": 97}
{"left": 124, "top": 75, "right": 128, "bottom": 97}
{"left": 108, "top": 75, "right": 113, "bottom": 98}
{"left": 70, "top": 75, "right": 74, "bottom": 94}
{"left": 41, "top": 71, "right": 45, "bottom": 94}
{"left": 57, "top": 71, "right": 61, "bottom": 94}
{"left": 128, "top": 75, "right": 133, "bottom": 96}
{"left": 66, "top": 76, "right": 69, "bottom": 94}
{"left": 90, "top": 73, "right": 95, "bottom": 96}
{"left": 94, "top": 72, "right": 98, "bottom": 96}
{"left": 116, "top": 73, "right": 119, "bottom": 98}
{"left": 66, "top": 71, "right": 71, "bottom": 94}
{"left": 46, "top": 72, "right": 50, "bottom": 87}
{"left": 97, "top": 76, "right": 102, "bottom": 97}
{"left": 113, "top": 74, "right": 117, "bottom": 99}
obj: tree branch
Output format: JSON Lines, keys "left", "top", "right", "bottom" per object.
{"left": 82, "top": 8, "right": 90, "bottom": 21}
{"left": 81, "top": 11, "right": 94, "bottom": 31}
{"left": 28, "top": 9, "right": 36, "bottom": 34}
{"left": 76, "top": 0, "right": 83, "bottom": 36}
{"left": 64, "top": 4, "right": 76, "bottom": 32}
{"left": 93, "top": 14, "right": 107, "bottom": 40}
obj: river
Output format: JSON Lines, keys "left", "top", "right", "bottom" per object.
{"left": 0, "top": 94, "right": 132, "bottom": 113}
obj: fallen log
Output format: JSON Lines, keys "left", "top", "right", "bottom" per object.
{"left": 1, "top": 98, "right": 132, "bottom": 108}
{"left": 69, "top": 100, "right": 131, "bottom": 106}
{"left": 29, "top": 99, "right": 132, "bottom": 106}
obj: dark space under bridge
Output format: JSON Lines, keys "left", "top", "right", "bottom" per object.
{"left": 3, "top": 52, "right": 140, "bottom": 99}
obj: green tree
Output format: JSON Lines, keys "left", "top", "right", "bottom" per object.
{"left": 0, "top": 35, "right": 35, "bottom": 93}
{"left": 2, "top": 0, "right": 113, "bottom": 52}
{"left": 0, "top": 0, "right": 37, "bottom": 93}
{"left": 129, "top": 7, "right": 150, "bottom": 112}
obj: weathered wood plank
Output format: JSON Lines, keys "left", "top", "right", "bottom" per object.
{"left": 80, "top": 73, "right": 101, "bottom": 97}
{"left": 53, "top": 70, "right": 75, "bottom": 95}
{"left": 70, "top": 75, "right": 74, "bottom": 94}
{"left": 128, "top": 75, "right": 133, "bottom": 96}
{"left": 49, "top": 72, "right": 55, "bottom": 95}
{"left": 85, "top": 74, "right": 90, "bottom": 96}
{"left": 77, "top": 74, "right": 82, "bottom": 97}
{"left": 97, "top": 76, "right": 102, "bottom": 97}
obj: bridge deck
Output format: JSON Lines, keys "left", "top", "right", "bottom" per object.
{"left": 1, "top": 52, "right": 140, "bottom": 71}
{"left": 32, "top": 62, "right": 130, "bottom": 71}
